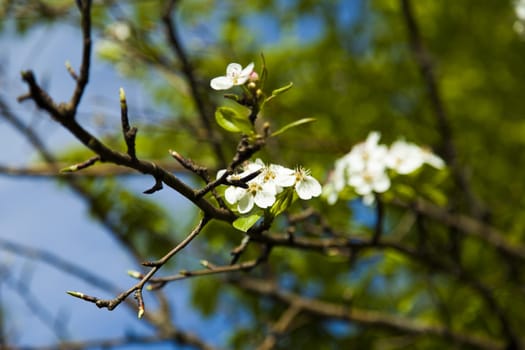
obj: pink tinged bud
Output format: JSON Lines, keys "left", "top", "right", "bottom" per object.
{"left": 249, "top": 71, "right": 259, "bottom": 82}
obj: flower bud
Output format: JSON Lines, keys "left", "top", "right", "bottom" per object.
{"left": 248, "top": 71, "right": 259, "bottom": 82}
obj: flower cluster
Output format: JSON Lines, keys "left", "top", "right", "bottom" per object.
{"left": 218, "top": 159, "right": 322, "bottom": 214}
{"left": 325, "top": 132, "right": 445, "bottom": 205}
{"left": 514, "top": 0, "right": 525, "bottom": 35}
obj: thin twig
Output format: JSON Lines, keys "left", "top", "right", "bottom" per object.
{"left": 135, "top": 258, "right": 262, "bottom": 290}
{"left": 0, "top": 161, "right": 185, "bottom": 177}
{"left": 0, "top": 238, "right": 214, "bottom": 350}
{"left": 19, "top": 70, "right": 234, "bottom": 222}
{"left": 195, "top": 136, "right": 266, "bottom": 198}
{"left": 60, "top": 155, "right": 100, "bottom": 173}
{"left": 68, "top": 217, "right": 209, "bottom": 316}
{"left": 161, "top": 0, "right": 226, "bottom": 166}
{"left": 68, "top": 0, "right": 92, "bottom": 117}
{"left": 371, "top": 193, "right": 384, "bottom": 244}
{"left": 119, "top": 88, "right": 137, "bottom": 160}
{"left": 256, "top": 304, "right": 301, "bottom": 350}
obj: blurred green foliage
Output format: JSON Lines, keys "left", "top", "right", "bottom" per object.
{"left": 2, "top": 0, "right": 525, "bottom": 348}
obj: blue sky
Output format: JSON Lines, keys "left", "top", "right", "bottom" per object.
{"left": 0, "top": 21, "right": 225, "bottom": 349}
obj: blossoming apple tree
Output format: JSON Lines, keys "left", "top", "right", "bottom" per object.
{"left": 1, "top": 1, "right": 525, "bottom": 350}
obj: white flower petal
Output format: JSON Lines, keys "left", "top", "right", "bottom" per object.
{"left": 275, "top": 172, "right": 295, "bottom": 188}
{"left": 238, "top": 62, "right": 255, "bottom": 84}
{"left": 366, "top": 131, "right": 381, "bottom": 148}
{"left": 237, "top": 193, "right": 254, "bottom": 214}
{"left": 386, "top": 140, "right": 424, "bottom": 174}
{"left": 225, "top": 186, "right": 243, "bottom": 204}
{"left": 373, "top": 174, "right": 391, "bottom": 193}
{"left": 296, "top": 176, "right": 322, "bottom": 200}
{"left": 226, "top": 63, "right": 243, "bottom": 76}
{"left": 210, "top": 76, "right": 234, "bottom": 90}
{"left": 254, "top": 190, "right": 276, "bottom": 209}
{"left": 424, "top": 152, "right": 445, "bottom": 169}
{"left": 324, "top": 184, "right": 339, "bottom": 205}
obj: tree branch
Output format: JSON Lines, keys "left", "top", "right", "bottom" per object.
{"left": 161, "top": 0, "right": 226, "bottom": 166}
{"left": 19, "top": 70, "right": 233, "bottom": 222}
{"left": 233, "top": 276, "right": 504, "bottom": 350}
{"left": 400, "top": 0, "right": 488, "bottom": 219}
{"left": 256, "top": 304, "right": 301, "bottom": 350}
{"left": 394, "top": 198, "right": 525, "bottom": 264}
{"left": 0, "top": 161, "right": 186, "bottom": 177}
{"left": 19, "top": 332, "right": 216, "bottom": 350}
{"left": 68, "top": 0, "right": 92, "bottom": 117}
{"left": 68, "top": 217, "right": 209, "bottom": 316}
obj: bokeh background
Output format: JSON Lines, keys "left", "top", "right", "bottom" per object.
{"left": 1, "top": 1, "right": 525, "bottom": 349}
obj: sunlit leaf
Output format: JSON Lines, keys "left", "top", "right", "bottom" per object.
{"left": 232, "top": 214, "right": 261, "bottom": 232}
{"left": 214, "top": 107, "right": 254, "bottom": 135}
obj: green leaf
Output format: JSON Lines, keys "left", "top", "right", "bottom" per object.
{"left": 271, "top": 82, "right": 293, "bottom": 96}
{"left": 259, "top": 52, "right": 268, "bottom": 89}
{"left": 271, "top": 117, "right": 316, "bottom": 137}
{"left": 262, "top": 82, "right": 294, "bottom": 107}
{"left": 233, "top": 214, "right": 261, "bottom": 232}
{"left": 214, "top": 107, "right": 254, "bottom": 135}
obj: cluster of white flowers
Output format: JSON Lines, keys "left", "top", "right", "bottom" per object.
{"left": 514, "top": 0, "right": 525, "bottom": 34}
{"left": 210, "top": 62, "right": 255, "bottom": 90}
{"left": 325, "top": 132, "right": 445, "bottom": 206}
{"left": 218, "top": 159, "right": 322, "bottom": 214}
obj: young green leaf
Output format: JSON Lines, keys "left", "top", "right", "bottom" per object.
{"left": 259, "top": 53, "right": 268, "bottom": 89}
{"left": 233, "top": 214, "right": 262, "bottom": 232}
{"left": 271, "top": 82, "right": 293, "bottom": 96}
{"left": 262, "top": 82, "right": 293, "bottom": 107}
{"left": 215, "top": 107, "right": 254, "bottom": 135}
{"left": 271, "top": 117, "right": 316, "bottom": 137}
{"left": 269, "top": 189, "right": 295, "bottom": 217}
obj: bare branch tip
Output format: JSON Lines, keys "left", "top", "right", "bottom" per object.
{"left": 65, "top": 60, "right": 79, "bottom": 81}
{"left": 127, "top": 270, "right": 142, "bottom": 279}
{"left": 119, "top": 87, "right": 126, "bottom": 102}
{"left": 66, "top": 290, "right": 84, "bottom": 299}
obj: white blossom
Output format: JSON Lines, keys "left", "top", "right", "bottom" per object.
{"left": 348, "top": 167, "right": 390, "bottom": 198}
{"left": 421, "top": 148, "right": 445, "bottom": 169}
{"left": 258, "top": 161, "right": 296, "bottom": 193}
{"left": 386, "top": 140, "right": 425, "bottom": 174}
{"left": 516, "top": 0, "right": 525, "bottom": 21}
{"left": 324, "top": 131, "right": 445, "bottom": 206}
{"left": 225, "top": 181, "right": 276, "bottom": 214}
{"left": 386, "top": 140, "right": 444, "bottom": 174}
{"left": 291, "top": 167, "right": 322, "bottom": 200}
{"left": 345, "top": 131, "right": 389, "bottom": 174}
{"left": 218, "top": 159, "right": 321, "bottom": 214}
{"left": 210, "top": 62, "right": 255, "bottom": 90}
